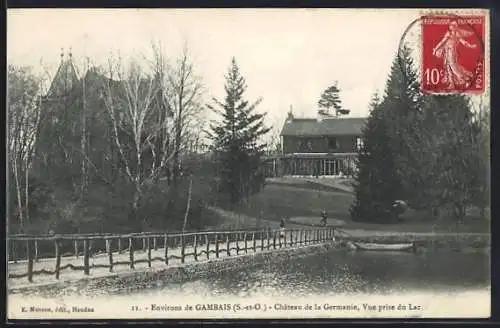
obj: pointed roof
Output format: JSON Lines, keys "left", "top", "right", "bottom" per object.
{"left": 47, "top": 49, "right": 80, "bottom": 97}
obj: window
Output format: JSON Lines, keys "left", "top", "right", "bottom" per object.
{"left": 328, "top": 137, "right": 339, "bottom": 150}
{"left": 356, "top": 137, "right": 364, "bottom": 150}
{"left": 297, "top": 139, "right": 312, "bottom": 152}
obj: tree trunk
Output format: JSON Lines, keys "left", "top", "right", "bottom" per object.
{"left": 173, "top": 89, "right": 184, "bottom": 189}
{"left": 80, "top": 70, "right": 88, "bottom": 199}
{"left": 454, "top": 203, "right": 466, "bottom": 223}
{"left": 13, "top": 158, "right": 24, "bottom": 234}
{"left": 182, "top": 177, "right": 193, "bottom": 232}
{"left": 24, "top": 159, "right": 30, "bottom": 227}
{"left": 132, "top": 183, "right": 142, "bottom": 224}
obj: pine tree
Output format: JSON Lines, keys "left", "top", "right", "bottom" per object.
{"left": 379, "top": 45, "right": 423, "bottom": 204}
{"left": 208, "top": 58, "right": 270, "bottom": 206}
{"left": 350, "top": 93, "right": 402, "bottom": 223}
{"left": 422, "top": 94, "right": 481, "bottom": 221}
{"left": 318, "top": 82, "right": 350, "bottom": 117}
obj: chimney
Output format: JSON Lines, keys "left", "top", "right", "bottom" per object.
{"left": 286, "top": 105, "right": 294, "bottom": 122}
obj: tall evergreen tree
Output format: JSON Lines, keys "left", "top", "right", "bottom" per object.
{"left": 379, "top": 45, "right": 423, "bottom": 203}
{"left": 208, "top": 58, "right": 270, "bottom": 206}
{"left": 350, "top": 93, "right": 402, "bottom": 223}
{"left": 420, "top": 94, "right": 481, "bottom": 220}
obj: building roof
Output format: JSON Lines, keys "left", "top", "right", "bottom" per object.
{"left": 47, "top": 55, "right": 80, "bottom": 97}
{"left": 280, "top": 117, "right": 367, "bottom": 136}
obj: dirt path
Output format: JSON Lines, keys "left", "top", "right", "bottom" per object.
{"left": 207, "top": 206, "right": 489, "bottom": 238}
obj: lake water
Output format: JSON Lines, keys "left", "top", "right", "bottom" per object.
{"left": 9, "top": 248, "right": 491, "bottom": 319}
{"left": 138, "top": 248, "right": 490, "bottom": 297}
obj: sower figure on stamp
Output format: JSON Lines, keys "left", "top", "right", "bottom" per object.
{"left": 433, "top": 20, "right": 477, "bottom": 89}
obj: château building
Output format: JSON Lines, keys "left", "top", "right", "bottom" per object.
{"left": 263, "top": 110, "right": 367, "bottom": 177}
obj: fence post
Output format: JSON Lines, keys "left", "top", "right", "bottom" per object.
{"left": 290, "top": 230, "right": 294, "bottom": 247}
{"left": 260, "top": 231, "right": 264, "bottom": 251}
{"left": 244, "top": 232, "right": 248, "bottom": 254}
{"left": 204, "top": 234, "right": 209, "bottom": 260}
{"left": 193, "top": 234, "right": 198, "bottom": 261}
{"left": 142, "top": 237, "right": 146, "bottom": 252}
{"left": 118, "top": 238, "right": 122, "bottom": 254}
{"left": 267, "top": 230, "right": 271, "bottom": 250}
{"left": 273, "top": 231, "right": 277, "bottom": 249}
{"left": 129, "top": 237, "right": 135, "bottom": 269}
{"left": 252, "top": 232, "right": 256, "bottom": 252}
{"left": 147, "top": 237, "right": 152, "bottom": 268}
{"left": 107, "top": 238, "right": 113, "bottom": 272}
{"left": 226, "top": 233, "right": 230, "bottom": 257}
{"left": 55, "top": 239, "right": 61, "bottom": 280}
{"left": 181, "top": 234, "right": 186, "bottom": 264}
{"left": 154, "top": 237, "right": 158, "bottom": 251}
{"left": 73, "top": 240, "right": 78, "bottom": 259}
{"left": 27, "top": 240, "right": 34, "bottom": 283}
{"left": 164, "top": 234, "right": 169, "bottom": 265}
{"left": 215, "top": 233, "right": 219, "bottom": 258}
{"left": 236, "top": 233, "right": 240, "bottom": 255}
{"left": 83, "top": 239, "right": 90, "bottom": 275}
{"left": 12, "top": 241, "right": 17, "bottom": 263}
{"left": 34, "top": 240, "right": 38, "bottom": 262}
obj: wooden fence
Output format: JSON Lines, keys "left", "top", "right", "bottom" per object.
{"left": 7, "top": 227, "right": 335, "bottom": 283}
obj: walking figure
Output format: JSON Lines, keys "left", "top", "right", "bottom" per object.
{"left": 279, "top": 218, "right": 286, "bottom": 238}
{"left": 321, "top": 210, "right": 328, "bottom": 227}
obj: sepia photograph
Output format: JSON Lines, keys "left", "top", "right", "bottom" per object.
{"left": 6, "top": 8, "right": 491, "bottom": 320}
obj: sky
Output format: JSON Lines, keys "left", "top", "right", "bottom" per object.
{"left": 7, "top": 8, "right": 489, "bottom": 136}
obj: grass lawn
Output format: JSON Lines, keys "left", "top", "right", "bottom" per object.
{"left": 219, "top": 179, "right": 490, "bottom": 234}
{"left": 237, "top": 184, "right": 354, "bottom": 222}
{"left": 265, "top": 178, "right": 352, "bottom": 194}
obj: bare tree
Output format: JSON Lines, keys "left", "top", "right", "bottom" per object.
{"left": 7, "top": 65, "right": 45, "bottom": 232}
{"left": 161, "top": 44, "right": 204, "bottom": 188}
{"left": 101, "top": 45, "right": 204, "bottom": 223}
{"left": 102, "top": 55, "right": 162, "bottom": 219}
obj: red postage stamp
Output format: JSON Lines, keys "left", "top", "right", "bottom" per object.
{"left": 421, "top": 14, "right": 485, "bottom": 94}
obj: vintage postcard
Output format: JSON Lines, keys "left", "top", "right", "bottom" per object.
{"left": 7, "top": 8, "right": 490, "bottom": 320}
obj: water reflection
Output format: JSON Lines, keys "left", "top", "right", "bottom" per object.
{"left": 140, "top": 249, "right": 489, "bottom": 298}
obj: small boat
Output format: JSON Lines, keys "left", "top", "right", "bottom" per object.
{"left": 349, "top": 241, "right": 416, "bottom": 252}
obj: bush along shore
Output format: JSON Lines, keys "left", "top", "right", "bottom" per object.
{"left": 8, "top": 242, "right": 331, "bottom": 298}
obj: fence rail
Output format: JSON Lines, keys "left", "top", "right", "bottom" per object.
{"left": 8, "top": 227, "right": 335, "bottom": 283}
